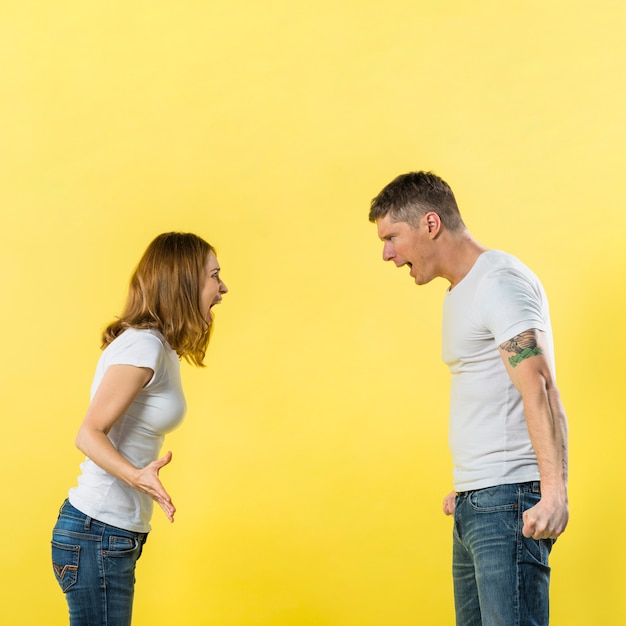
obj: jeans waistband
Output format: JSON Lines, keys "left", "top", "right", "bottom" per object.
{"left": 59, "top": 499, "right": 148, "bottom": 539}
{"left": 456, "top": 480, "right": 541, "bottom": 498}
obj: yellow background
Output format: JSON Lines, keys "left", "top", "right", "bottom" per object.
{"left": 1, "top": 1, "right": 624, "bottom": 624}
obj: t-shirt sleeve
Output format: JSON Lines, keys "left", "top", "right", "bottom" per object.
{"left": 105, "top": 331, "right": 164, "bottom": 372}
{"left": 477, "top": 268, "right": 548, "bottom": 346}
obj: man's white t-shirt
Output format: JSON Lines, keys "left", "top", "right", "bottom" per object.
{"left": 442, "top": 250, "right": 555, "bottom": 492}
{"left": 69, "top": 328, "right": 186, "bottom": 532}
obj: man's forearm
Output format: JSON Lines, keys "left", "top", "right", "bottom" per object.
{"left": 523, "top": 376, "right": 568, "bottom": 493}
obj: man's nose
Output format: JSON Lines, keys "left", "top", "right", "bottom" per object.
{"left": 382, "top": 242, "right": 395, "bottom": 262}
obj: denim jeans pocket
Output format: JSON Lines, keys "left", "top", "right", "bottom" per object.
{"left": 105, "top": 534, "right": 139, "bottom": 557}
{"left": 468, "top": 484, "right": 519, "bottom": 512}
{"left": 51, "top": 540, "right": 80, "bottom": 592}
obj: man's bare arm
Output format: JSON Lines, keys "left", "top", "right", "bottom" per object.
{"left": 499, "top": 329, "right": 569, "bottom": 539}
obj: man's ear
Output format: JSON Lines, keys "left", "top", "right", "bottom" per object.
{"left": 425, "top": 211, "right": 442, "bottom": 238}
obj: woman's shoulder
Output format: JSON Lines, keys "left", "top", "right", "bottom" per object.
{"left": 110, "top": 327, "right": 163, "bottom": 344}
{"left": 104, "top": 328, "right": 168, "bottom": 361}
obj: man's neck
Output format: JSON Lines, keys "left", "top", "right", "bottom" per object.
{"left": 440, "top": 231, "right": 488, "bottom": 289}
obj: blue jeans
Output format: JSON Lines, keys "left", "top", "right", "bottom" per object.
{"left": 453, "top": 482, "right": 555, "bottom": 626}
{"left": 51, "top": 500, "right": 148, "bottom": 626}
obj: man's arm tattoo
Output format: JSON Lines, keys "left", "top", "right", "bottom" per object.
{"left": 499, "top": 329, "right": 543, "bottom": 368}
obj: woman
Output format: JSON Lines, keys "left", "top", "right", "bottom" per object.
{"left": 51, "top": 232, "right": 228, "bottom": 625}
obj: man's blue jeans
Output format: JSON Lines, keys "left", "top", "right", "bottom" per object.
{"left": 51, "top": 500, "right": 148, "bottom": 626}
{"left": 453, "top": 482, "right": 555, "bottom": 626}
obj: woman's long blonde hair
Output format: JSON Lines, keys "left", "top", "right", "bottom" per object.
{"left": 102, "top": 232, "right": 215, "bottom": 367}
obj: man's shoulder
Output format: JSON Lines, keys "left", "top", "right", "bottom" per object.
{"left": 479, "top": 250, "right": 541, "bottom": 286}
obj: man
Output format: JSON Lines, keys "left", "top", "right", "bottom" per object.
{"left": 369, "top": 171, "right": 568, "bottom": 626}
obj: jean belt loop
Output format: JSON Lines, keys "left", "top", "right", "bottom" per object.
{"left": 84, "top": 515, "right": 92, "bottom": 531}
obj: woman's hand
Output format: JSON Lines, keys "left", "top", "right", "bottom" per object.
{"left": 132, "top": 451, "right": 176, "bottom": 522}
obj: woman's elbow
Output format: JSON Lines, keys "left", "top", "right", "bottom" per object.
{"left": 74, "top": 430, "right": 86, "bottom": 454}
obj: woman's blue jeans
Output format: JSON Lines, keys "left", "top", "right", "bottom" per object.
{"left": 51, "top": 500, "right": 148, "bottom": 626}
{"left": 453, "top": 482, "right": 555, "bottom": 626}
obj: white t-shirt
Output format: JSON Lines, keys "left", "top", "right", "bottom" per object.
{"left": 442, "top": 250, "right": 555, "bottom": 492}
{"left": 69, "top": 328, "right": 186, "bottom": 532}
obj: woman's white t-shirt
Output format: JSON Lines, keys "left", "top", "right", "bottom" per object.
{"left": 69, "top": 328, "right": 186, "bottom": 532}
